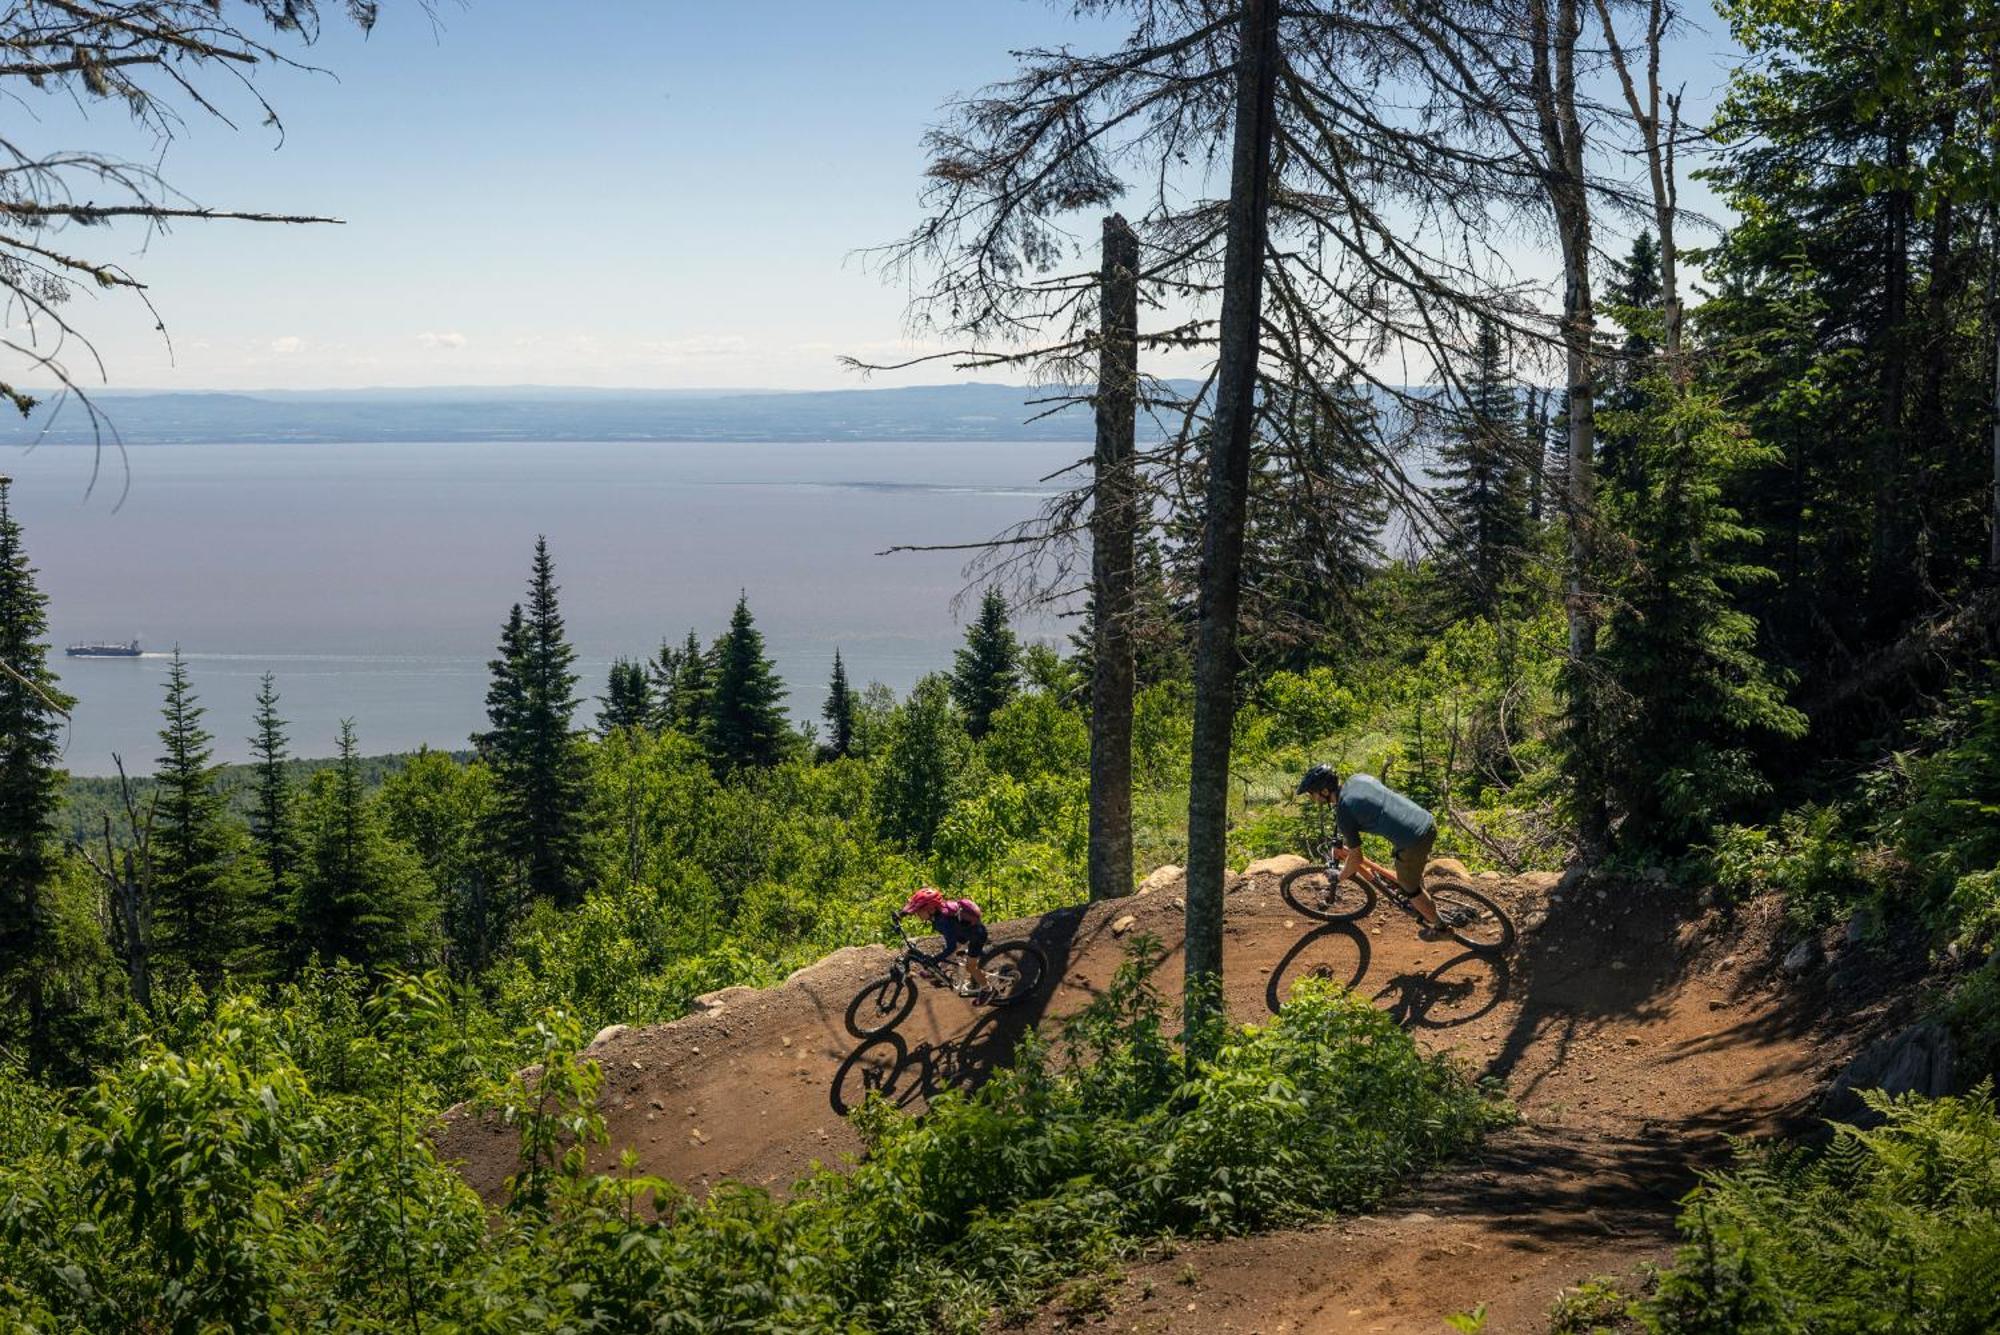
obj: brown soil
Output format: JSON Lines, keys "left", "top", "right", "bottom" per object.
{"left": 436, "top": 863, "right": 1900, "bottom": 1333}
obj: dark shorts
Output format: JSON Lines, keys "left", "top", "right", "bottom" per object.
{"left": 1393, "top": 826, "right": 1436, "bottom": 897}
{"left": 962, "top": 922, "right": 990, "bottom": 959}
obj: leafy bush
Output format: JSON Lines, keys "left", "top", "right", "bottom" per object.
{"left": 1643, "top": 1087, "right": 2000, "bottom": 1334}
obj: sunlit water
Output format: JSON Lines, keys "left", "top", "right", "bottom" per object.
{"left": 7, "top": 440, "right": 1082, "bottom": 774}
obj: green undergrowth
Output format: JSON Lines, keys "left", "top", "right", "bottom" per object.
{"left": 1615, "top": 1086, "right": 2000, "bottom": 1334}
{"left": 0, "top": 942, "right": 1500, "bottom": 1332}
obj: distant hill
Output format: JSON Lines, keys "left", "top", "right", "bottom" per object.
{"left": 3, "top": 382, "right": 1206, "bottom": 446}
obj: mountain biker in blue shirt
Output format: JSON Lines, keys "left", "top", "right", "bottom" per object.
{"left": 1297, "top": 765, "right": 1449, "bottom": 939}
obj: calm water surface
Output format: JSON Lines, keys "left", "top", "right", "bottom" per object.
{"left": 8, "top": 440, "right": 1081, "bottom": 774}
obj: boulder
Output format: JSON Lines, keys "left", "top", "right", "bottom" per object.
{"left": 691, "top": 985, "right": 760, "bottom": 1014}
{"left": 1425, "top": 856, "right": 1472, "bottom": 884}
{"left": 1111, "top": 914, "right": 1139, "bottom": 937}
{"left": 587, "top": 1023, "right": 630, "bottom": 1052}
{"left": 1515, "top": 870, "right": 1562, "bottom": 896}
{"left": 1137, "top": 864, "right": 1184, "bottom": 896}
{"left": 783, "top": 944, "right": 890, "bottom": 995}
{"left": 1822, "top": 1021, "right": 1957, "bottom": 1125}
{"left": 1781, "top": 939, "right": 1820, "bottom": 976}
{"left": 1845, "top": 908, "right": 1877, "bottom": 948}
{"left": 1243, "top": 853, "right": 1311, "bottom": 880}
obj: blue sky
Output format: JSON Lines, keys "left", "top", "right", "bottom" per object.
{"left": 21, "top": 1, "right": 1747, "bottom": 392}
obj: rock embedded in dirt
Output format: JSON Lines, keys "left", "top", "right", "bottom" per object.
{"left": 1112, "top": 914, "right": 1139, "bottom": 937}
{"left": 1781, "top": 939, "right": 1820, "bottom": 975}
{"left": 1243, "top": 853, "right": 1310, "bottom": 879}
{"left": 692, "top": 985, "right": 761, "bottom": 1014}
{"left": 1823, "top": 1021, "right": 1957, "bottom": 1125}
{"left": 587, "top": 1023, "right": 630, "bottom": 1051}
{"left": 1425, "top": 856, "right": 1472, "bottom": 884}
{"left": 1137, "top": 864, "right": 1184, "bottom": 896}
{"left": 1844, "top": 909, "right": 1877, "bottom": 947}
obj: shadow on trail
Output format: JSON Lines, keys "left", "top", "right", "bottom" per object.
{"left": 1264, "top": 923, "right": 1511, "bottom": 1033}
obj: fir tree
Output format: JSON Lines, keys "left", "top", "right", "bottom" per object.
{"left": 1597, "top": 379, "right": 1807, "bottom": 847}
{"left": 294, "top": 720, "right": 437, "bottom": 970}
{"left": 153, "top": 650, "right": 266, "bottom": 987}
{"left": 821, "top": 649, "right": 856, "bottom": 759}
{"left": 597, "top": 658, "right": 653, "bottom": 735}
{"left": 950, "top": 587, "right": 1020, "bottom": 739}
{"left": 246, "top": 673, "right": 302, "bottom": 964}
{"left": 1599, "top": 232, "right": 1664, "bottom": 501}
{"left": 652, "top": 630, "right": 711, "bottom": 734}
{"left": 703, "top": 593, "right": 789, "bottom": 773}
{"left": 1435, "top": 320, "right": 1532, "bottom": 621}
{"left": 483, "top": 539, "right": 588, "bottom": 905}
{"left": 0, "top": 479, "right": 73, "bottom": 1071}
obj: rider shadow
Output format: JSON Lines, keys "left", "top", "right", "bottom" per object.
{"left": 1265, "top": 924, "right": 1511, "bottom": 1032}
{"left": 830, "top": 1009, "right": 1021, "bottom": 1118}
{"left": 1372, "top": 950, "right": 1512, "bottom": 1031}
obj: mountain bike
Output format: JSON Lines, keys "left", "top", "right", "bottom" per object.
{"left": 1280, "top": 816, "right": 1515, "bottom": 954}
{"left": 843, "top": 911, "right": 1050, "bottom": 1038}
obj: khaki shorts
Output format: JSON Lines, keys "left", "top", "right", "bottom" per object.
{"left": 1393, "top": 826, "right": 1436, "bottom": 897}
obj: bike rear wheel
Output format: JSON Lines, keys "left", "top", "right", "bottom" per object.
{"left": 845, "top": 971, "right": 919, "bottom": 1038}
{"left": 979, "top": 942, "right": 1047, "bottom": 1007}
{"left": 1280, "top": 865, "right": 1376, "bottom": 922}
{"left": 1430, "top": 883, "right": 1515, "bottom": 954}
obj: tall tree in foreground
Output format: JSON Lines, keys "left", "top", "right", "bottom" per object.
{"left": 704, "top": 594, "right": 789, "bottom": 773}
{"left": 1089, "top": 214, "right": 1140, "bottom": 902}
{"left": 0, "top": 479, "right": 73, "bottom": 1070}
{"left": 951, "top": 587, "right": 1021, "bottom": 741}
{"left": 153, "top": 650, "right": 265, "bottom": 987}
{"left": 1184, "top": 0, "right": 1283, "bottom": 1053}
{"left": 597, "top": 658, "right": 653, "bottom": 735}
{"left": 294, "top": 721, "right": 437, "bottom": 971}
{"left": 821, "top": 650, "right": 857, "bottom": 760}
{"left": 483, "top": 539, "right": 588, "bottom": 906}
{"left": 247, "top": 674, "right": 302, "bottom": 965}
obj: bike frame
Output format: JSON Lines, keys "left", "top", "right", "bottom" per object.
{"left": 889, "top": 912, "right": 965, "bottom": 987}
{"left": 1306, "top": 808, "right": 1416, "bottom": 908}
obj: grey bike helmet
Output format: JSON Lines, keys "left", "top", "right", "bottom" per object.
{"left": 1296, "top": 764, "right": 1339, "bottom": 796}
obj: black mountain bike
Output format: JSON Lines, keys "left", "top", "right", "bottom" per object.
{"left": 1280, "top": 817, "right": 1515, "bottom": 954}
{"left": 844, "top": 912, "right": 1049, "bottom": 1038}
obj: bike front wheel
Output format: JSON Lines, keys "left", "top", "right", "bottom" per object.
{"left": 978, "top": 942, "right": 1048, "bottom": 1008}
{"left": 1280, "top": 865, "right": 1376, "bottom": 922}
{"left": 1430, "top": 883, "right": 1515, "bottom": 954}
{"left": 845, "top": 970, "right": 919, "bottom": 1038}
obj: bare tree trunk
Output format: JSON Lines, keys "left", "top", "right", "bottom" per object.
{"left": 1991, "top": 317, "right": 2000, "bottom": 580}
{"left": 1185, "top": 0, "right": 1281, "bottom": 1052}
{"left": 1532, "top": 0, "right": 1605, "bottom": 854}
{"left": 1089, "top": 214, "right": 1141, "bottom": 903}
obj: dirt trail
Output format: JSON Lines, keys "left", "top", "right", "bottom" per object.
{"left": 438, "top": 863, "right": 1884, "bottom": 1332}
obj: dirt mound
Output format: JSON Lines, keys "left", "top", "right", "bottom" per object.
{"left": 436, "top": 867, "right": 1886, "bottom": 1331}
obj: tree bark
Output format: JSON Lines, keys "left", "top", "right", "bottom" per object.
{"left": 1532, "top": 0, "right": 1605, "bottom": 853}
{"left": 1089, "top": 214, "right": 1141, "bottom": 903}
{"left": 1185, "top": 0, "right": 1281, "bottom": 1053}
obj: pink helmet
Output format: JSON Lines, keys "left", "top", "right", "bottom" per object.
{"left": 901, "top": 886, "right": 945, "bottom": 916}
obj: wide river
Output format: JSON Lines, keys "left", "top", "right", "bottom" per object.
{"left": 8, "top": 440, "right": 1082, "bottom": 775}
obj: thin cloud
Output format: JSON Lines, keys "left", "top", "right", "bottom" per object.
{"left": 270, "top": 335, "right": 305, "bottom": 355}
{"left": 418, "top": 330, "right": 467, "bottom": 350}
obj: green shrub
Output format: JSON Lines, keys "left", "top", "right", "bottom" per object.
{"left": 1644, "top": 1087, "right": 2000, "bottom": 1334}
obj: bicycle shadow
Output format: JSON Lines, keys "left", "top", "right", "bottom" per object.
{"left": 830, "top": 1009, "right": 1019, "bottom": 1117}
{"left": 1265, "top": 923, "right": 1511, "bottom": 1033}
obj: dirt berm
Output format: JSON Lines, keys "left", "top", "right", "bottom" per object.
{"left": 437, "top": 861, "right": 1904, "bottom": 1332}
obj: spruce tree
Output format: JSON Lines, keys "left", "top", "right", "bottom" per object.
{"left": 153, "top": 650, "right": 266, "bottom": 987}
{"left": 874, "top": 674, "right": 974, "bottom": 853}
{"left": 1435, "top": 320, "right": 1532, "bottom": 621}
{"left": 247, "top": 673, "right": 302, "bottom": 963}
{"left": 596, "top": 658, "right": 653, "bottom": 734}
{"left": 295, "top": 720, "right": 437, "bottom": 970}
{"left": 821, "top": 649, "right": 856, "bottom": 759}
{"left": 0, "top": 479, "right": 73, "bottom": 1070}
{"left": 703, "top": 593, "right": 789, "bottom": 773}
{"left": 483, "top": 538, "right": 588, "bottom": 906}
{"left": 650, "top": 630, "right": 711, "bottom": 734}
{"left": 950, "top": 587, "right": 1020, "bottom": 739}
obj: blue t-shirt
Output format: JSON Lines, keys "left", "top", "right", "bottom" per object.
{"left": 1335, "top": 773, "right": 1434, "bottom": 851}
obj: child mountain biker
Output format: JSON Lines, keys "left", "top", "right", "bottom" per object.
{"left": 1296, "top": 764, "right": 1452, "bottom": 939}
{"left": 897, "top": 887, "right": 994, "bottom": 1000}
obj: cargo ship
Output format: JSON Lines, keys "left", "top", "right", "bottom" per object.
{"left": 65, "top": 639, "right": 142, "bottom": 658}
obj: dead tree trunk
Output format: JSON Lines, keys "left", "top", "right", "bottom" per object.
{"left": 1089, "top": 214, "right": 1141, "bottom": 903}
{"left": 1530, "top": 0, "right": 1606, "bottom": 855}
{"left": 1185, "top": 0, "right": 1281, "bottom": 1052}
{"left": 75, "top": 755, "right": 155, "bottom": 1013}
